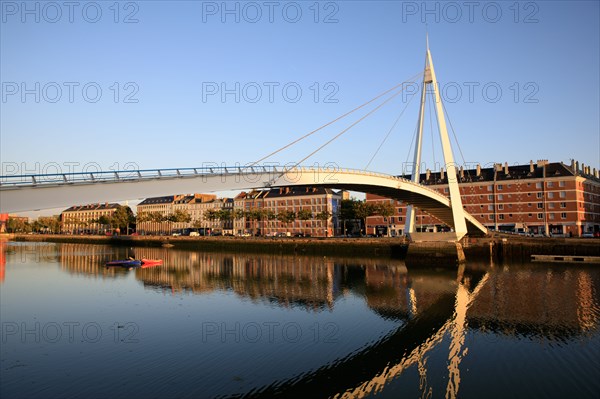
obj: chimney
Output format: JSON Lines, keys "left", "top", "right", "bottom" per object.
{"left": 476, "top": 164, "right": 481, "bottom": 177}
{"left": 530, "top": 160, "right": 534, "bottom": 173}
{"left": 285, "top": 187, "right": 290, "bottom": 194}
{"left": 570, "top": 159, "right": 576, "bottom": 172}
{"left": 440, "top": 167, "right": 445, "bottom": 180}
{"left": 594, "top": 168, "right": 599, "bottom": 179}
{"left": 459, "top": 166, "right": 464, "bottom": 179}
{"left": 426, "top": 169, "right": 431, "bottom": 180}
{"left": 504, "top": 162, "right": 509, "bottom": 175}
{"left": 279, "top": 188, "right": 283, "bottom": 194}
{"left": 581, "top": 163, "right": 586, "bottom": 174}
{"left": 575, "top": 161, "right": 579, "bottom": 173}
{"left": 537, "top": 159, "right": 548, "bottom": 167}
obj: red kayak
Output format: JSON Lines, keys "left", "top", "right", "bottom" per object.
{"left": 140, "top": 259, "right": 163, "bottom": 268}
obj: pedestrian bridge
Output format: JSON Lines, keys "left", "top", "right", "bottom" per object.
{"left": 0, "top": 165, "right": 487, "bottom": 236}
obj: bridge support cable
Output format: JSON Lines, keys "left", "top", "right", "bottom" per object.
{"left": 274, "top": 84, "right": 412, "bottom": 182}
{"left": 404, "top": 121, "right": 420, "bottom": 174}
{"left": 364, "top": 89, "right": 418, "bottom": 171}
{"left": 248, "top": 72, "right": 423, "bottom": 168}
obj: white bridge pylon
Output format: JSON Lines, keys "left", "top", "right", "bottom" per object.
{"left": 0, "top": 166, "right": 487, "bottom": 236}
{"left": 405, "top": 38, "right": 469, "bottom": 241}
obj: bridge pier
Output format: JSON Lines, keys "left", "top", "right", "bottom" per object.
{"left": 405, "top": 241, "right": 465, "bottom": 268}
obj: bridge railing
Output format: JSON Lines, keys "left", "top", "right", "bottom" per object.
{"left": 0, "top": 164, "right": 440, "bottom": 201}
{"left": 0, "top": 165, "right": 308, "bottom": 188}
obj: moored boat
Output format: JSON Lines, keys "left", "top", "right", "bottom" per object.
{"left": 140, "top": 259, "right": 163, "bottom": 267}
{"left": 106, "top": 259, "right": 142, "bottom": 267}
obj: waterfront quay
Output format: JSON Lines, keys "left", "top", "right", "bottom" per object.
{"left": 11, "top": 233, "right": 600, "bottom": 262}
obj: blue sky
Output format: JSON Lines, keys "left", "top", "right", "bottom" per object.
{"left": 1, "top": 1, "right": 599, "bottom": 214}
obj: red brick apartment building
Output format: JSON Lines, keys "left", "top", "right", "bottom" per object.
{"left": 235, "top": 187, "right": 341, "bottom": 237}
{"left": 366, "top": 160, "right": 600, "bottom": 237}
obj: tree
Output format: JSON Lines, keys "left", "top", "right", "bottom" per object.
{"left": 243, "top": 209, "right": 261, "bottom": 236}
{"left": 111, "top": 205, "right": 135, "bottom": 234}
{"left": 277, "top": 210, "right": 296, "bottom": 233}
{"left": 192, "top": 219, "right": 204, "bottom": 230}
{"left": 316, "top": 210, "right": 332, "bottom": 237}
{"left": 97, "top": 215, "right": 112, "bottom": 234}
{"left": 204, "top": 209, "right": 220, "bottom": 234}
{"left": 353, "top": 201, "right": 377, "bottom": 236}
{"left": 38, "top": 216, "right": 61, "bottom": 234}
{"left": 173, "top": 209, "right": 192, "bottom": 226}
{"left": 375, "top": 201, "right": 396, "bottom": 237}
{"left": 233, "top": 208, "right": 245, "bottom": 235}
{"left": 217, "top": 209, "right": 232, "bottom": 232}
{"left": 259, "top": 209, "right": 276, "bottom": 236}
{"left": 340, "top": 199, "right": 360, "bottom": 236}
{"left": 296, "top": 208, "right": 313, "bottom": 234}
{"left": 7, "top": 217, "right": 26, "bottom": 233}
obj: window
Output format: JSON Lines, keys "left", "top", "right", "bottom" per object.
{"left": 560, "top": 202, "right": 566, "bottom": 208}
{"left": 527, "top": 193, "right": 531, "bottom": 197}
{"left": 499, "top": 214, "right": 504, "bottom": 220}
{"left": 488, "top": 205, "right": 493, "bottom": 211}
{"left": 537, "top": 213, "right": 543, "bottom": 219}
{"left": 498, "top": 184, "right": 503, "bottom": 190}
{"left": 549, "top": 214, "right": 555, "bottom": 220}
{"left": 488, "top": 215, "right": 494, "bottom": 220}
{"left": 561, "top": 213, "right": 567, "bottom": 219}
{"left": 537, "top": 192, "right": 543, "bottom": 198}
{"left": 498, "top": 194, "right": 504, "bottom": 200}
{"left": 498, "top": 204, "right": 504, "bottom": 210}
{"left": 509, "top": 214, "right": 513, "bottom": 218}
{"left": 560, "top": 192, "right": 566, "bottom": 198}
{"left": 549, "top": 203, "right": 555, "bottom": 209}
{"left": 528, "top": 203, "right": 532, "bottom": 207}
{"left": 547, "top": 182, "right": 553, "bottom": 187}
{"left": 444, "top": 188, "right": 449, "bottom": 193}
{"left": 488, "top": 195, "right": 493, "bottom": 201}
{"left": 537, "top": 203, "right": 543, "bottom": 209}
{"left": 487, "top": 185, "right": 493, "bottom": 192}
{"left": 536, "top": 182, "right": 542, "bottom": 189}
{"left": 548, "top": 192, "right": 554, "bottom": 199}
{"left": 559, "top": 181, "right": 565, "bottom": 187}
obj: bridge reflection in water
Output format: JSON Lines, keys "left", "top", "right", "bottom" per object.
{"left": 32, "top": 243, "right": 599, "bottom": 398}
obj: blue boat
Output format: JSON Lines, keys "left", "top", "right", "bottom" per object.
{"left": 106, "top": 259, "right": 142, "bottom": 267}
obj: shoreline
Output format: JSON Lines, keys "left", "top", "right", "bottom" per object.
{"left": 8, "top": 234, "right": 600, "bottom": 262}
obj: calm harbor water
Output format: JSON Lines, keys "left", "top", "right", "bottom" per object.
{"left": 1, "top": 241, "right": 599, "bottom": 398}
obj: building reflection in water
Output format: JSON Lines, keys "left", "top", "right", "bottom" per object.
{"left": 6, "top": 242, "right": 597, "bottom": 398}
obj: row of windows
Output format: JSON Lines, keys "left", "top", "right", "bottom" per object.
{"left": 460, "top": 192, "right": 569, "bottom": 201}
{"left": 484, "top": 213, "right": 568, "bottom": 221}
{"left": 480, "top": 202, "right": 569, "bottom": 210}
